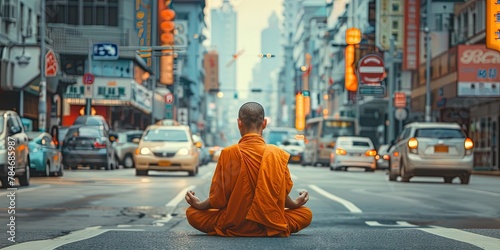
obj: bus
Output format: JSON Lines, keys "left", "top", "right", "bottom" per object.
{"left": 301, "top": 116, "right": 358, "bottom": 166}
{"left": 263, "top": 127, "right": 300, "bottom": 146}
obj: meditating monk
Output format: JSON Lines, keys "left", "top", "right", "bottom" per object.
{"left": 185, "top": 102, "right": 312, "bottom": 237}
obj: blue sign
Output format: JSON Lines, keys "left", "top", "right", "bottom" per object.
{"left": 359, "top": 85, "right": 386, "bottom": 97}
{"left": 93, "top": 43, "right": 119, "bottom": 60}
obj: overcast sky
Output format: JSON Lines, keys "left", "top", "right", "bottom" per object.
{"left": 204, "top": 0, "right": 284, "bottom": 93}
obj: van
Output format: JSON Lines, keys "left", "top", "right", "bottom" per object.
{"left": 0, "top": 111, "right": 30, "bottom": 188}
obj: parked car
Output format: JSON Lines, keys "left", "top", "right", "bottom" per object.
{"left": 388, "top": 122, "right": 474, "bottom": 184}
{"left": 73, "top": 115, "right": 110, "bottom": 132}
{"left": 0, "top": 110, "right": 30, "bottom": 188}
{"left": 375, "top": 144, "right": 390, "bottom": 170}
{"left": 134, "top": 125, "right": 199, "bottom": 176}
{"left": 330, "top": 136, "right": 377, "bottom": 172}
{"left": 279, "top": 138, "right": 305, "bottom": 164}
{"left": 112, "top": 130, "right": 143, "bottom": 168}
{"left": 27, "top": 132, "right": 63, "bottom": 176}
{"left": 192, "top": 134, "right": 210, "bottom": 166}
{"left": 62, "top": 125, "right": 117, "bottom": 170}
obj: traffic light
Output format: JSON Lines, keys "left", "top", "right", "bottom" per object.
{"left": 345, "top": 45, "right": 357, "bottom": 92}
{"left": 486, "top": 0, "right": 500, "bottom": 52}
{"left": 159, "top": 0, "right": 175, "bottom": 85}
{"left": 295, "top": 91, "right": 305, "bottom": 131}
{"left": 302, "top": 90, "right": 311, "bottom": 116}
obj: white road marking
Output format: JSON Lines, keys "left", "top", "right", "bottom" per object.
{"left": 308, "top": 184, "right": 363, "bottom": 213}
{"left": 419, "top": 226, "right": 500, "bottom": 250}
{"left": 365, "top": 221, "right": 418, "bottom": 227}
{"left": 0, "top": 185, "right": 51, "bottom": 196}
{"left": 2, "top": 226, "right": 144, "bottom": 250}
{"left": 202, "top": 172, "right": 213, "bottom": 179}
{"left": 458, "top": 188, "right": 500, "bottom": 197}
{"left": 165, "top": 185, "right": 196, "bottom": 208}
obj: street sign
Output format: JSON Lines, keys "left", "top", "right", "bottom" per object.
{"left": 358, "top": 54, "right": 385, "bottom": 84}
{"left": 165, "top": 104, "right": 173, "bottom": 119}
{"left": 178, "top": 107, "right": 188, "bottom": 125}
{"left": 395, "top": 108, "right": 408, "bottom": 121}
{"left": 45, "top": 50, "right": 58, "bottom": 77}
{"left": 359, "top": 85, "right": 386, "bottom": 97}
{"left": 394, "top": 92, "right": 407, "bottom": 108}
{"left": 84, "top": 85, "right": 93, "bottom": 98}
{"left": 83, "top": 73, "right": 95, "bottom": 85}
{"left": 93, "top": 43, "right": 119, "bottom": 60}
{"left": 165, "top": 93, "right": 174, "bottom": 104}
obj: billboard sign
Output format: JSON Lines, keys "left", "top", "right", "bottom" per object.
{"left": 457, "top": 45, "right": 500, "bottom": 97}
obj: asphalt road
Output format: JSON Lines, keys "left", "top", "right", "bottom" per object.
{"left": 1, "top": 163, "right": 500, "bottom": 249}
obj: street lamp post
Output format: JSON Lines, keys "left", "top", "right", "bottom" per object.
{"left": 424, "top": 0, "right": 432, "bottom": 122}
{"left": 39, "top": 0, "right": 47, "bottom": 131}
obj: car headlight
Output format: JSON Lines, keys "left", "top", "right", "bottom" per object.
{"left": 176, "top": 148, "right": 189, "bottom": 156}
{"left": 140, "top": 147, "right": 152, "bottom": 155}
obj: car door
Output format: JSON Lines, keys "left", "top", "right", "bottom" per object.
{"left": 392, "top": 127, "right": 412, "bottom": 169}
{"left": 7, "top": 115, "right": 27, "bottom": 171}
{"left": 42, "top": 134, "right": 59, "bottom": 172}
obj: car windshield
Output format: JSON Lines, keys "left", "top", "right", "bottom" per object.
{"left": 415, "top": 128, "right": 466, "bottom": 139}
{"left": 126, "top": 133, "right": 143, "bottom": 142}
{"left": 267, "top": 131, "right": 289, "bottom": 145}
{"left": 143, "top": 129, "right": 189, "bottom": 142}
{"left": 66, "top": 127, "right": 103, "bottom": 139}
{"left": 352, "top": 141, "right": 370, "bottom": 147}
{"left": 321, "top": 121, "right": 356, "bottom": 137}
{"left": 27, "top": 132, "right": 43, "bottom": 141}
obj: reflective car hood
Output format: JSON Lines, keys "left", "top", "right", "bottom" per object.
{"left": 140, "top": 141, "right": 191, "bottom": 151}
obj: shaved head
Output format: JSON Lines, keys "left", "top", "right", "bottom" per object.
{"left": 238, "top": 102, "right": 265, "bottom": 131}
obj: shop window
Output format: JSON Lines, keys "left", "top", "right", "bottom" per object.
{"left": 98, "top": 87, "right": 105, "bottom": 95}
{"left": 118, "top": 87, "right": 125, "bottom": 96}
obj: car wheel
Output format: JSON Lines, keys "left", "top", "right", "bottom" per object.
{"left": 388, "top": 174, "right": 397, "bottom": 181}
{"left": 136, "top": 170, "right": 148, "bottom": 176}
{"left": 19, "top": 164, "right": 30, "bottom": 186}
{"left": 57, "top": 165, "right": 64, "bottom": 177}
{"left": 399, "top": 160, "right": 410, "bottom": 182}
{"left": 188, "top": 166, "right": 198, "bottom": 176}
{"left": 45, "top": 162, "right": 51, "bottom": 177}
{"left": 123, "top": 154, "right": 135, "bottom": 168}
{"left": 460, "top": 174, "right": 470, "bottom": 185}
{"left": 444, "top": 177, "right": 454, "bottom": 183}
{"left": 365, "top": 168, "right": 374, "bottom": 172}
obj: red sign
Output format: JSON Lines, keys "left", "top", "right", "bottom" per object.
{"left": 45, "top": 49, "right": 58, "bottom": 77}
{"left": 165, "top": 92, "right": 174, "bottom": 103}
{"left": 394, "top": 92, "right": 406, "bottom": 108}
{"left": 457, "top": 44, "right": 500, "bottom": 82}
{"left": 83, "top": 73, "right": 95, "bottom": 85}
{"left": 403, "top": 0, "right": 420, "bottom": 70}
{"left": 358, "top": 54, "right": 385, "bottom": 84}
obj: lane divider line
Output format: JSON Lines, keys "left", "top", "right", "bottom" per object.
{"left": 457, "top": 188, "right": 500, "bottom": 197}
{"left": 308, "top": 184, "right": 363, "bottom": 213}
{"left": 418, "top": 226, "right": 500, "bottom": 250}
{"left": 165, "top": 185, "right": 196, "bottom": 208}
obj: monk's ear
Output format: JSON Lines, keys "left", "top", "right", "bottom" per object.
{"left": 261, "top": 118, "right": 267, "bottom": 130}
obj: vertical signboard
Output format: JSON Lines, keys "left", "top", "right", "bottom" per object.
{"left": 486, "top": 0, "right": 500, "bottom": 53}
{"left": 204, "top": 51, "right": 219, "bottom": 91}
{"left": 403, "top": 0, "right": 420, "bottom": 70}
{"left": 135, "top": 0, "right": 151, "bottom": 66}
{"left": 457, "top": 45, "right": 500, "bottom": 97}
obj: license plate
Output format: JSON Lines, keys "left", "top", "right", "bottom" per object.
{"left": 158, "top": 160, "right": 171, "bottom": 166}
{"left": 291, "top": 156, "right": 300, "bottom": 161}
{"left": 350, "top": 153, "right": 362, "bottom": 156}
{"left": 434, "top": 145, "right": 449, "bottom": 153}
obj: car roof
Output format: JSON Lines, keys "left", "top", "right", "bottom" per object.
{"left": 336, "top": 136, "right": 372, "bottom": 141}
{"left": 404, "top": 122, "right": 461, "bottom": 129}
{"left": 146, "top": 125, "right": 190, "bottom": 131}
{"left": 26, "top": 131, "right": 49, "bottom": 139}
{"left": 0, "top": 110, "right": 17, "bottom": 116}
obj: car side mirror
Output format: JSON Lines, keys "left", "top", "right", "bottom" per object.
{"left": 132, "top": 138, "right": 140, "bottom": 144}
{"left": 9, "top": 126, "right": 21, "bottom": 135}
{"left": 109, "top": 134, "right": 118, "bottom": 142}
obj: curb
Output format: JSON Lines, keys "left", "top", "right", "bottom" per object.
{"left": 472, "top": 171, "right": 500, "bottom": 176}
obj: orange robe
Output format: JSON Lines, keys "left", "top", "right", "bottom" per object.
{"left": 186, "top": 133, "right": 312, "bottom": 237}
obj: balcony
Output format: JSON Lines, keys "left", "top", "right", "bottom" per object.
{"left": 47, "top": 24, "right": 136, "bottom": 54}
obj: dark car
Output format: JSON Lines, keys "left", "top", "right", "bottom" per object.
{"left": 61, "top": 125, "right": 117, "bottom": 170}
{"left": 73, "top": 115, "right": 110, "bottom": 132}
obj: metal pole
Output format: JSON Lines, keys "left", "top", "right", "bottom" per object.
{"left": 86, "top": 39, "right": 92, "bottom": 115}
{"left": 387, "top": 37, "right": 396, "bottom": 143}
{"left": 39, "top": 0, "right": 46, "bottom": 132}
{"left": 150, "top": 0, "right": 157, "bottom": 124}
{"left": 425, "top": 0, "right": 432, "bottom": 122}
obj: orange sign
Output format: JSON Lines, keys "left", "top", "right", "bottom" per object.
{"left": 486, "top": 0, "right": 500, "bottom": 52}
{"left": 204, "top": 51, "right": 219, "bottom": 91}
{"left": 403, "top": 0, "right": 420, "bottom": 70}
{"left": 394, "top": 92, "right": 406, "bottom": 108}
{"left": 45, "top": 50, "right": 58, "bottom": 77}
{"left": 457, "top": 45, "right": 500, "bottom": 82}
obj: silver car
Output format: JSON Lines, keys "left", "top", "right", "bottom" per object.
{"left": 112, "top": 130, "right": 143, "bottom": 168}
{"left": 388, "top": 122, "right": 474, "bottom": 184}
{"left": 330, "top": 136, "right": 377, "bottom": 172}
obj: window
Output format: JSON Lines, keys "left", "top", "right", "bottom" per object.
{"left": 143, "top": 129, "right": 189, "bottom": 142}
{"left": 415, "top": 128, "right": 466, "bottom": 138}
{"left": 392, "top": 21, "right": 398, "bottom": 30}
{"left": 46, "top": 0, "right": 118, "bottom": 26}
{"left": 392, "top": 3, "right": 399, "bottom": 12}
{"left": 435, "top": 14, "right": 443, "bottom": 32}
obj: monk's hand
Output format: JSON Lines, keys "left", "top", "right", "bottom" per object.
{"left": 185, "top": 191, "right": 202, "bottom": 209}
{"left": 295, "top": 190, "right": 309, "bottom": 207}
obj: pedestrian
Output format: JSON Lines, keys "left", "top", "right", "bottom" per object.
{"left": 185, "top": 102, "right": 312, "bottom": 237}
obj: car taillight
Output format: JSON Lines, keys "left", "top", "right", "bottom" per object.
{"left": 365, "top": 149, "right": 377, "bottom": 157}
{"left": 393, "top": 151, "right": 399, "bottom": 157}
{"left": 94, "top": 141, "right": 107, "bottom": 148}
{"left": 408, "top": 138, "right": 418, "bottom": 154}
{"left": 383, "top": 154, "right": 390, "bottom": 160}
{"left": 375, "top": 155, "right": 380, "bottom": 160}
{"left": 335, "top": 148, "right": 347, "bottom": 155}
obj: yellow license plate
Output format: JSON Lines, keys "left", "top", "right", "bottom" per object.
{"left": 434, "top": 145, "right": 449, "bottom": 153}
{"left": 291, "top": 156, "right": 300, "bottom": 161}
{"left": 158, "top": 160, "right": 171, "bottom": 166}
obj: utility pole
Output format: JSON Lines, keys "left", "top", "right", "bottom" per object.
{"left": 150, "top": 0, "right": 158, "bottom": 124}
{"left": 387, "top": 37, "right": 396, "bottom": 143}
{"left": 424, "top": 0, "right": 432, "bottom": 122}
{"left": 38, "top": 0, "right": 46, "bottom": 132}
{"left": 86, "top": 39, "right": 92, "bottom": 115}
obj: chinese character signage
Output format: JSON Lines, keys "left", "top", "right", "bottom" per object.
{"left": 135, "top": 0, "right": 152, "bottom": 66}
{"left": 403, "top": 0, "right": 420, "bottom": 70}
{"left": 486, "top": 0, "right": 500, "bottom": 52}
{"left": 457, "top": 45, "right": 500, "bottom": 97}
{"left": 204, "top": 51, "right": 219, "bottom": 92}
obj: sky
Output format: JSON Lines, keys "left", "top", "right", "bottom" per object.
{"left": 204, "top": 0, "right": 284, "bottom": 93}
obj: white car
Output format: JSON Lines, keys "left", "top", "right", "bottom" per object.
{"left": 330, "top": 136, "right": 377, "bottom": 172}
{"left": 387, "top": 122, "right": 474, "bottom": 184}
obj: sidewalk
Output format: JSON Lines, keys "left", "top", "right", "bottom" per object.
{"left": 472, "top": 167, "right": 500, "bottom": 176}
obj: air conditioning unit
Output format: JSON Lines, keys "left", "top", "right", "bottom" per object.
{"left": 1, "top": 3, "right": 17, "bottom": 23}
